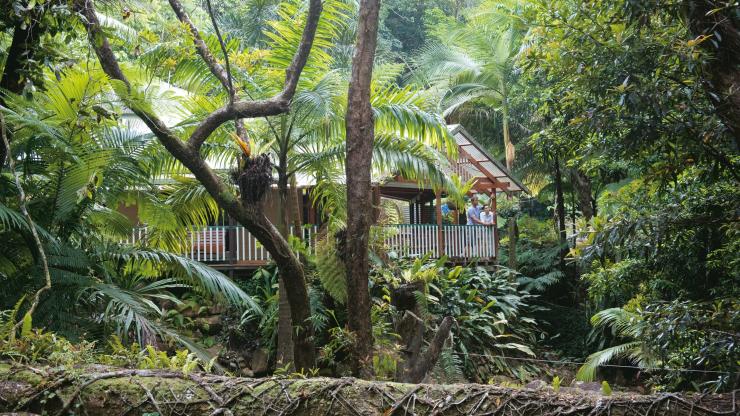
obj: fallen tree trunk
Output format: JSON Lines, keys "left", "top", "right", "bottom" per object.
{"left": 0, "top": 363, "right": 736, "bottom": 416}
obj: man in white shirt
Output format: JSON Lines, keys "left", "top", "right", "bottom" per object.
{"left": 480, "top": 205, "right": 494, "bottom": 225}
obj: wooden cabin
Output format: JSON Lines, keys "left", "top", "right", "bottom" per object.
{"left": 122, "top": 125, "right": 528, "bottom": 269}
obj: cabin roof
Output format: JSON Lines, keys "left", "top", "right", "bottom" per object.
{"left": 447, "top": 125, "right": 529, "bottom": 194}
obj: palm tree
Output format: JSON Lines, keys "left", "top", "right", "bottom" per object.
{"left": 414, "top": 0, "right": 531, "bottom": 272}
{"left": 0, "top": 66, "right": 258, "bottom": 357}
{"left": 414, "top": 0, "right": 530, "bottom": 171}
{"left": 140, "top": 0, "right": 461, "bottom": 365}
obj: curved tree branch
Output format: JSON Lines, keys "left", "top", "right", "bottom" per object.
{"left": 73, "top": 0, "right": 318, "bottom": 370}
{"left": 167, "top": 0, "right": 233, "bottom": 98}
{"left": 186, "top": 0, "right": 324, "bottom": 150}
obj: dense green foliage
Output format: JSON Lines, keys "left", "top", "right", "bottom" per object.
{"left": 0, "top": 0, "right": 737, "bottom": 393}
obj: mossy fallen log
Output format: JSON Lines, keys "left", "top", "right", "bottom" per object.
{"left": 0, "top": 363, "right": 737, "bottom": 416}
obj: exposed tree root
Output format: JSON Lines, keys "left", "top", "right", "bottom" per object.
{"left": 0, "top": 363, "right": 736, "bottom": 416}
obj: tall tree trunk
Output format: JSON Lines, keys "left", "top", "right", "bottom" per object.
{"left": 571, "top": 190, "right": 577, "bottom": 237}
{"left": 507, "top": 211, "right": 518, "bottom": 271}
{"left": 344, "top": 0, "right": 381, "bottom": 378}
{"left": 235, "top": 200, "right": 314, "bottom": 371}
{"left": 686, "top": 1, "right": 740, "bottom": 142}
{"left": 501, "top": 79, "right": 518, "bottom": 271}
{"left": 553, "top": 156, "right": 567, "bottom": 260}
{"left": 570, "top": 169, "right": 594, "bottom": 221}
{"left": 500, "top": 78, "right": 515, "bottom": 171}
{"left": 0, "top": 21, "right": 41, "bottom": 167}
{"left": 0, "top": 22, "right": 40, "bottom": 94}
{"left": 276, "top": 165, "right": 294, "bottom": 369}
{"left": 291, "top": 175, "right": 303, "bottom": 233}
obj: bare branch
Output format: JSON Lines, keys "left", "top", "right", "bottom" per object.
{"left": 187, "top": 0, "right": 324, "bottom": 150}
{"left": 204, "top": 0, "right": 234, "bottom": 98}
{"left": 279, "top": 0, "right": 323, "bottom": 100}
{"left": 187, "top": 99, "right": 290, "bottom": 149}
{"left": 167, "top": 0, "right": 233, "bottom": 96}
{"left": 75, "top": 0, "right": 240, "bottom": 212}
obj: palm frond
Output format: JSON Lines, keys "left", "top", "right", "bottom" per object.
{"left": 109, "top": 247, "right": 261, "bottom": 313}
{"left": 576, "top": 341, "right": 642, "bottom": 382}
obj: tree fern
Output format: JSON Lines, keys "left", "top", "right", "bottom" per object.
{"left": 314, "top": 237, "right": 347, "bottom": 304}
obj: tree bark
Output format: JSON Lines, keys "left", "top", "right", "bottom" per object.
{"left": 0, "top": 20, "right": 41, "bottom": 167}
{"left": 500, "top": 78, "right": 515, "bottom": 171}
{"left": 553, "top": 156, "right": 567, "bottom": 260}
{"left": 1, "top": 364, "right": 736, "bottom": 416}
{"left": 276, "top": 166, "right": 294, "bottom": 368}
{"left": 686, "top": 1, "right": 740, "bottom": 142}
{"left": 292, "top": 176, "right": 304, "bottom": 233}
{"left": 0, "top": 21, "right": 40, "bottom": 94}
{"left": 73, "top": 0, "right": 321, "bottom": 371}
{"left": 570, "top": 169, "right": 594, "bottom": 221}
{"left": 507, "top": 215, "right": 518, "bottom": 271}
{"left": 344, "top": 0, "right": 382, "bottom": 378}
{"left": 397, "top": 316, "right": 455, "bottom": 383}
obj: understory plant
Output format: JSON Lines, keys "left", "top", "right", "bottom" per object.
{"left": 578, "top": 298, "right": 739, "bottom": 393}
{"left": 371, "top": 256, "right": 543, "bottom": 382}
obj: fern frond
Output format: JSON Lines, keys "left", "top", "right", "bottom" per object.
{"left": 314, "top": 237, "right": 347, "bottom": 304}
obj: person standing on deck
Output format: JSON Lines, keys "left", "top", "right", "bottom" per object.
{"left": 480, "top": 205, "right": 494, "bottom": 225}
{"left": 466, "top": 195, "right": 486, "bottom": 225}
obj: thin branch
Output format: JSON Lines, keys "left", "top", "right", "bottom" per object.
{"left": 204, "top": 0, "right": 234, "bottom": 101}
{"left": 0, "top": 110, "right": 52, "bottom": 330}
{"left": 279, "top": 0, "right": 323, "bottom": 100}
{"left": 186, "top": 0, "right": 324, "bottom": 150}
{"left": 201, "top": 0, "right": 252, "bottom": 150}
{"left": 167, "top": 0, "right": 233, "bottom": 96}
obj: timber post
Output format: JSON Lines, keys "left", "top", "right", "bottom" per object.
{"left": 435, "top": 190, "right": 444, "bottom": 257}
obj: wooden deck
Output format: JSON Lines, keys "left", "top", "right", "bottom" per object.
{"left": 125, "top": 224, "right": 496, "bottom": 268}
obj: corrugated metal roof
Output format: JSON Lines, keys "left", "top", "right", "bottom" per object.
{"left": 447, "top": 124, "right": 529, "bottom": 194}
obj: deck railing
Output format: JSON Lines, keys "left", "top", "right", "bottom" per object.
{"left": 124, "top": 225, "right": 319, "bottom": 264}
{"left": 381, "top": 224, "right": 496, "bottom": 260}
{"left": 124, "top": 223, "right": 495, "bottom": 265}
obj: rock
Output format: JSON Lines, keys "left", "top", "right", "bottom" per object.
{"left": 525, "top": 380, "right": 548, "bottom": 390}
{"left": 236, "top": 356, "right": 248, "bottom": 368}
{"left": 250, "top": 348, "right": 270, "bottom": 376}
{"left": 209, "top": 305, "right": 226, "bottom": 315}
{"left": 219, "top": 351, "right": 239, "bottom": 369}
{"left": 197, "top": 315, "right": 222, "bottom": 333}
{"left": 180, "top": 307, "right": 200, "bottom": 318}
{"left": 204, "top": 315, "right": 222, "bottom": 325}
{"left": 571, "top": 381, "right": 602, "bottom": 392}
{"left": 206, "top": 345, "right": 222, "bottom": 358}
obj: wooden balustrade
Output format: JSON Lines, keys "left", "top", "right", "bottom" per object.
{"left": 124, "top": 223, "right": 496, "bottom": 266}
{"left": 124, "top": 225, "right": 319, "bottom": 264}
{"left": 382, "top": 224, "right": 496, "bottom": 260}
